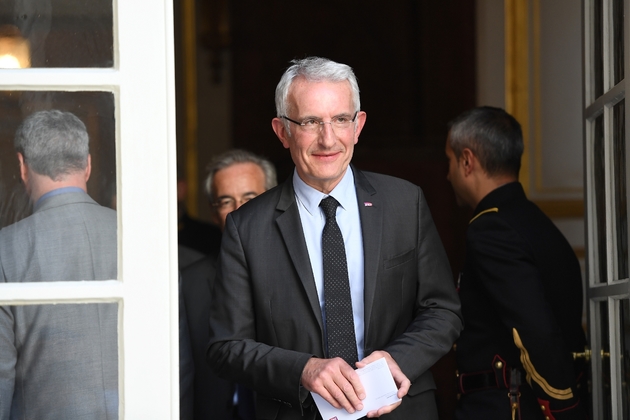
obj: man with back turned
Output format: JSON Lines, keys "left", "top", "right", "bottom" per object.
{"left": 445, "top": 106, "right": 587, "bottom": 419}
{"left": 0, "top": 110, "right": 118, "bottom": 419}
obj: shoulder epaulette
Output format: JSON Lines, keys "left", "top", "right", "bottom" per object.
{"left": 469, "top": 207, "right": 499, "bottom": 224}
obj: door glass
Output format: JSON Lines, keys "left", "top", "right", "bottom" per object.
{"left": 621, "top": 299, "right": 630, "bottom": 418}
{"left": 594, "top": 114, "right": 608, "bottom": 283}
{"left": 0, "top": 91, "right": 117, "bottom": 283}
{"left": 614, "top": 0, "right": 625, "bottom": 85}
{"left": 600, "top": 300, "right": 613, "bottom": 419}
{"left": 614, "top": 99, "right": 629, "bottom": 279}
{"left": 0, "top": 0, "right": 113, "bottom": 68}
{"left": 594, "top": 0, "right": 604, "bottom": 97}
{"left": 0, "top": 303, "right": 118, "bottom": 417}
{"left": 0, "top": 91, "right": 116, "bottom": 229}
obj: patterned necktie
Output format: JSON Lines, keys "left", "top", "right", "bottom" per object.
{"left": 320, "top": 196, "right": 358, "bottom": 366}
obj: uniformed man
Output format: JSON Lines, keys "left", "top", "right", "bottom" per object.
{"left": 445, "top": 106, "right": 587, "bottom": 420}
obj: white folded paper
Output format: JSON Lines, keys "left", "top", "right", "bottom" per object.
{"left": 311, "top": 357, "right": 401, "bottom": 420}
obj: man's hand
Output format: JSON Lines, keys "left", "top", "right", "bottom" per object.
{"left": 301, "top": 357, "right": 366, "bottom": 414}
{"left": 355, "top": 350, "right": 411, "bottom": 418}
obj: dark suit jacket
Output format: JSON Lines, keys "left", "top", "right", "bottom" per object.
{"left": 455, "top": 182, "right": 586, "bottom": 419}
{"left": 181, "top": 255, "right": 237, "bottom": 419}
{"left": 207, "top": 168, "right": 462, "bottom": 420}
{"left": 178, "top": 212, "right": 222, "bottom": 257}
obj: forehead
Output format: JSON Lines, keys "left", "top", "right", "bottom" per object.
{"left": 213, "top": 162, "right": 265, "bottom": 193}
{"left": 287, "top": 78, "right": 354, "bottom": 115}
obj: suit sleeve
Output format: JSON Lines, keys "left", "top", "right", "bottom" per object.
{"left": 206, "top": 213, "right": 312, "bottom": 408}
{"left": 468, "top": 215, "right": 584, "bottom": 418}
{"left": 383, "top": 188, "right": 463, "bottom": 384}
{"left": 0, "top": 258, "right": 15, "bottom": 420}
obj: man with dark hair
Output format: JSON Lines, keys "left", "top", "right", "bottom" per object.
{"left": 207, "top": 57, "right": 462, "bottom": 419}
{"left": 181, "top": 149, "right": 276, "bottom": 419}
{"left": 0, "top": 110, "right": 118, "bottom": 419}
{"left": 446, "top": 106, "right": 587, "bottom": 419}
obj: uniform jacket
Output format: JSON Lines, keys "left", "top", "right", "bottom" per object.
{"left": 456, "top": 182, "right": 586, "bottom": 419}
{"left": 207, "top": 167, "right": 463, "bottom": 420}
{"left": 0, "top": 191, "right": 118, "bottom": 420}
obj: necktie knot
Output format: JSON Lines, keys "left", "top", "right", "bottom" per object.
{"left": 320, "top": 196, "right": 339, "bottom": 220}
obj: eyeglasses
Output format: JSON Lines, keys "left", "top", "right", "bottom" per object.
{"left": 212, "top": 194, "right": 258, "bottom": 212}
{"left": 282, "top": 112, "right": 358, "bottom": 133}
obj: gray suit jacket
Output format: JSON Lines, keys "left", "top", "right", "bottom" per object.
{"left": 0, "top": 191, "right": 118, "bottom": 420}
{"left": 207, "top": 168, "right": 462, "bottom": 419}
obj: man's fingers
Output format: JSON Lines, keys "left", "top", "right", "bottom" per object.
{"left": 366, "top": 400, "right": 402, "bottom": 418}
{"left": 301, "top": 357, "right": 365, "bottom": 413}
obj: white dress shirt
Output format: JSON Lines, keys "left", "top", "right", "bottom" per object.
{"left": 293, "top": 166, "right": 365, "bottom": 360}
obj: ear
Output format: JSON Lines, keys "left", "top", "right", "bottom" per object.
{"left": 460, "top": 148, "right": 475, "bottom": 176}
{"left": 271, "top": 118, "right": 291, "bottom": 149}
{"left": 84, "top": 154, "right": 92, "bottom": 182}
{"left": 17, "top": 152, "right": 28, "bottom": 184}
{"left": 352, "top": 111, "right": 367, "bottom": 144}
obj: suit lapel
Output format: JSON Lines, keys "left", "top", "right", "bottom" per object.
{"left": 353, "top": 168, "right": 382, "bottom": 339}
{"left": 275, "top": 179, "right": 324, "bottom": 330}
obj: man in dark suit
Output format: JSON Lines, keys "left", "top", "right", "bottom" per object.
{"left": 207, "top": 57, "right": 462, "bottom": 419}
{"left": 445, "top": 106, "right": 587, "bottom": 419}
{"left": 181, "top": 149, "right": 277, "bottom": 419}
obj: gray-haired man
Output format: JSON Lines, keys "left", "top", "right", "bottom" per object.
{"left": 181, "top": 149, "right": 277, "bottom": 419}
{"left": 0, "top": 110, "right": 118, "bottom": 419}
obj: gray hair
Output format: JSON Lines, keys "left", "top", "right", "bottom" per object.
{"left": 447, "top": 106, "right": 524, "bottom": 177}
{"left": 204, "top": 149, "right": 277, "bottom": 202}
{"left": 14, "top": 110, "right": 89, "bottom": 181}
{"left": 275, "top": 57, "right": 361, "bottom": 133}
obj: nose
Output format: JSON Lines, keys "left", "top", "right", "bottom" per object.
{"left": 318, "top": 122, "right": 336, "bottom": 147}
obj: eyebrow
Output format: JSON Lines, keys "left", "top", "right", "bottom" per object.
{"left": 297, "top": 112, "right": 354, "bottom": 120}
{"left": 217, "top": 192, "right": 259, "bottom": 200}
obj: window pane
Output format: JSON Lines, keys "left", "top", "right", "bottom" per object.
{"left": 613, "top": 0, "right": 625, "bottom": 85}
{"left": 593, "top": 0, "right": 604, "bottom": 97}
{"left": 0, "top": 0, "right": 113, "bottom": 68}
{"left": 600, "top": 300, "right": 612, "bottom": 419}
{"left": 0, "top": 91, "right": 117, "bottom": 282}
{"left": 614, "top": 99, "right": 628, "bottom": 279}
{"left": 0, "top": 303, "right": 118, "bottom": 418}
{"left": 594, "top": 114, "right": 608, "bottom": 283}
{"left": 621, "top": 299, "right": 630, "bottom": 419}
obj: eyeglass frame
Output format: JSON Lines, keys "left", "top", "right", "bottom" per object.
{"left": 211, "top": 193, "right": 258, "bottom": 212}
{"left": 281, "top": 111, "right": 359, "bottom": 132}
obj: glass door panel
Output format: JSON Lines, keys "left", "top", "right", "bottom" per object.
{"left": 0, "top": 0, "right": 113, "bottom": 68}
{"left": 0, "top": 303, "right": 119, "bottom": 417}
{"left": 614, "top": 99, "right": 628, "bottom": 280}
{"left": 621, "top": 299, "right": 630, "bottom": 418}
{"left": 594, "top": 113, "right": 608, "bottom": 284}
{"left": 0, "top": 90, "right": 116, "bottom": 229}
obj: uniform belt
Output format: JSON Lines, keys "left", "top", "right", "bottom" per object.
{"left": 458, "top": 355, "right": 512, "bottom": 395}
{"left": 458, "top": 370, "right": 504, "bottom": 394}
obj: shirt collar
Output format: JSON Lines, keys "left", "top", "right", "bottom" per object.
{"left": 293, "top": 166, "right": 355, "bottom": 215}
{"left": 34, "top": 187, "right": 86, "bottom": 212}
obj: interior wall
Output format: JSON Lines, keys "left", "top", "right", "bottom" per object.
{"left": 476, "top": 0, "right": 505, "bottom": 108}
{"left": 476, "top": 0, "right": 585, "bottom": 257}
